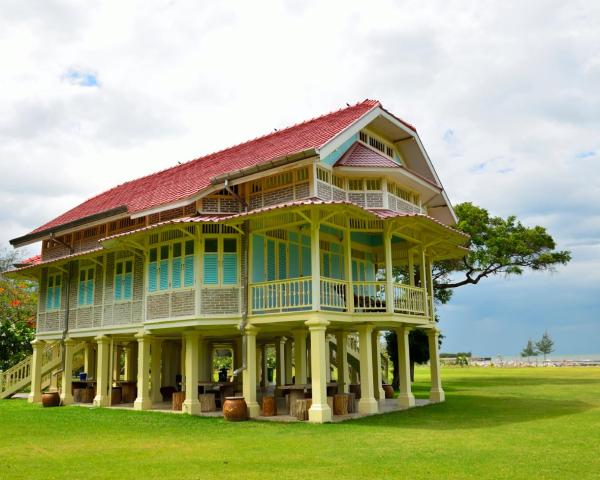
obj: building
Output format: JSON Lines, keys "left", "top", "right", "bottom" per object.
{"left": 4, "top": 100, "right": 468, "bottom": 422}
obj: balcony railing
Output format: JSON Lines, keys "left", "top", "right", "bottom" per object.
{"left": 249, "top": 277, "right": 429, "bottom": 317}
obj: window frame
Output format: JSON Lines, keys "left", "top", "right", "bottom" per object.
{"left": 77, "top": 266, "right": 95, "bottom": 307}
{"left": 147, "top": 238, "right": 196, "bottom": 294}
{"left": 46, "top": 272, "right": 62, "bottom": 311}
{"left": 201, "top": 235, "right": 241, "bottom": 287}
{"left": 114, "top": 258, "right": 134, "bottom": 302}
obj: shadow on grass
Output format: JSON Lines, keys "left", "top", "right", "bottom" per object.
{"left": 349, "top": 393, "right": 595, "bottom": 430}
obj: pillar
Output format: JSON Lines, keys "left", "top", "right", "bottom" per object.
{"left": 243, "top": 326, "right": 260, "bottom": 417}
{"left": 133, "top": 332, "right": 153, "bottom": 410}
{"left": 276, "top": 337, "right": 286, "bottom": 386}
{"left": 284, "top": 338, "right": 293, "bottom": 384}
{"left": 357, "top": 324, "right": 378, "bottom": 414}
{"left": 84, "top": 341, "right": 95, "bottom": 378}
{"left": 256, "top": 346, "right": 262, "bottom": 385}
{"left": 335, "top": 331, "right": 349, "bottom": 394}
{"left": 28, "top": 339, "right": 44, "bottom": 403}
{"left": 113, "top": 345, "right": 122, "bottom": 382}
{"left": 151, "top": 339, "right": 162, "bottom": 403}
{"left": 93, "top": 335, "right": 110, "bottom": 407}
{"left": 310, "top": 209, "right": 321, "bottom": 310}
{"left": 182, "top": 331, "right": 201, "bottom": 415}
{"left": 397, "top": 325, "right": 415, "bottom": 408}
{"left": 293, "top": 328, "right": 307, "bottom": 384}
{"left": 307, "top": 319, "right": 332, "bottom": 423}
{"left": 428, "top": 328, "right": 445, "bottom": 402}
{"left": 372, "top": 331, "right": 385, "bottom": 402}
{"left": 60, "top": 338, "right": 76, "bottom": 405}
{"left": 262, "top": 344, "right": 269, "bottom": 386}
{"left": 125, "top": 342, "right": 137, "bottom": 382}
{"left": 325, "top": 336, "right": 331, "bottom": 383}
{"left": 384, "top": 225, "right": 394, "bottom": 313}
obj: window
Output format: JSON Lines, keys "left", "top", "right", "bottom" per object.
{"left": 365, "top": 179, "right": 381, "bottom": 191}
{"left": 203, "top": 237, "right": 239, "bottom": 286}
{"left": 332, "top": 175, "right": 344, "bottom": 189}
{"left": 316, "top": 167, "right": 330, "bottom": 183}
{"left": 46, "top": 273, "right": 62, "bottom": 310}
{"left": 78, "top": 267, "right": 94, "bottom": 306}
{"left": 296, "top": 167, "right": 309, "bottom": 181}
{"left": 148, "top": 240, "right": 195, "bottom": 292}
{"left": 349, "top": 179, "right": 363, "bottom": 191}
{"left": 115, "top": 259, "right": 133, "bottom": 301}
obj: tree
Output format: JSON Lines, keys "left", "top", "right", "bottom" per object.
{"left": 520, "top": 338, "right": 538, "bottom": 363}
{"left": 385, "top": 203, "right": 570, "bottom": 382}
{"left": 536, "top": 331, "right": 555, "bottom": 362}
{"left": 0, "top": 247, "right": 38, "bottom": 371}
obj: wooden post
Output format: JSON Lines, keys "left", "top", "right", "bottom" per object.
{"left": 293, "top": 328, "right": 307, "bottom": 384}
{"left": 182, "top": 331, "right": 201, "bottom": 415}
{"left": 60, "top": 338, "right": 75, "bottom": 405}
{"left": 397, "top": 325, "right": 415, "bottom": 408}
{"left": 344, "top": 221, "right": 354, "bottom": 313}
{"left": 357, "top": 324, "right": 378, "bottom": 414}
{"left": 384, "top": 224, "right": 394, "bottom": 313}
{"left": 276, "top": 337, "right": 286, "bottom": 386}
{"left": 310, "top": 209, "right": 321, "bottom": 310}
{"left": 93, "top": 335, "right": 110, "bottom": 407}
{"left": 284, "top": 338, "right": 293, "bottom": 384}
{"left": 428, "top": 328, "right": 445, "bottom": 402}
{"left": 28, "top": 339, "right": 44, "bottom": 403}
{"left": 151, "top": 339, "right": 162, "bottom": 403}
{"left": 335, "top": 331, "right": 349, "bottom": 394}
{"left": 133, "top": 332, "right": 153, "bottom": 410}
{"left": 243, "top": 325, "right": 260, "bottom": 417}
{"left": 307, "top": 318, "right": 332, "bottom": 423}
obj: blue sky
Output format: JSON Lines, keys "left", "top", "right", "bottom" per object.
{"left": 0, "top": 0, "right": 598, "bottom": 356}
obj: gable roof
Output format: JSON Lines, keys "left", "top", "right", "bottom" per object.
{"left": 20, "top": 99, "right": 381, "bottom": 242}
{"left": 334, "top": 142, "right": 400, "bottom": 168}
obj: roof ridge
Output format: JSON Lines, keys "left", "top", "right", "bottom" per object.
{"left": 68, "top": 99, "right": 381, "bottom": 209}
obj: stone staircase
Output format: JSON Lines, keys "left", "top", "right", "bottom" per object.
{"left": 0, "top": 341, "right": 85, "bottom": 399}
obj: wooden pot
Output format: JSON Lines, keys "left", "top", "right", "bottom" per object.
{"left": 383, "top": 384, "right": 395, "bottom": 399}
{"left": 262, "top": 395, "right": 276, "bottom": 416}
{"left": 42, "top": 391, "right": 61, "bottom": 407}
{"left": 223, "top": 396, "right": 248, "bottom": 421}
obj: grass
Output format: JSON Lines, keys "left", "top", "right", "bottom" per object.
{"left": 1, "top": 366, "right": 599, "bottom": 480}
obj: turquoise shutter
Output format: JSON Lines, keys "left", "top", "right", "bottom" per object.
{"left": 159, "top": 259, "right": 169, "bottom": 290}
{"left": 331, "top": 254, "right": 341, "bottom": 279}
{"left": 184, "top": 255, "right": 194, "bottom": 287}
{"left": 46, "top": 286, "right": 53, "bottom": 310}
{"left": 54, "top": 284, "right": 61, "bottom": 309}
{"left": 352, "top": 260, "right": 358, "bottom": 281}
{"left": 267, "top": 240, "right": 276, "bottom": 281}
{"left": 172, "top": 258, "right": 182, "bottom": 289}
{"left": 289, "top": 243, "right": 299, "bottom": 278}
{"left": 359, "top": 262, "right": 366, "bottom": 281}
{"left": 251, "top": 234, "right": 265, "bottom": 283}
{"left": 301, "top": 246, "right": 311, "bottom": 276}
{"left": 115, "top": 273, "right": 122, "bottom": 301}
{"left": 124, "top": 273, "right": 133, "bottom": 299}
{"left": 148, "top": 262, "right": 157, "bottom": 293}
{"left": 203, "top": 254, "right": 218, "bottom": 285}
{"left": 278, "top": 243, "right": 287, "bottom": 280}
{"left": 222, "top": 254, "right": 238, "bottom": 285}
{"left": 323, "top": 253, "right": 330, "bottom": 278}
{"left": 78, "top": 278, "right": 86, "bottom": 306}
{"left": 86, "top": 278, "right": 94, "bottom": 305}
{"left": 366, "top": 260, "right": 375, "bottom": 281}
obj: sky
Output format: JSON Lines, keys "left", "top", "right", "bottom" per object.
{"left": 0, "top": 0, "right": 598, "bottom": 356}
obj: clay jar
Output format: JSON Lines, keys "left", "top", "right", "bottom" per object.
{"left": 222, "top": 396, "right": 248, "bottom": 421}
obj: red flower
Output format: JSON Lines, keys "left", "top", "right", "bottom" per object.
{"left": 10, "top": 299, "right": 21, "bottom": 307}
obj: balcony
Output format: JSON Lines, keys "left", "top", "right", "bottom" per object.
{"left": 249, "top": 276, "right": 429, "bottom": 317}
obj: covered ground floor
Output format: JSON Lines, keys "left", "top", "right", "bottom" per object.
{"left": 29, "top": 316, "right": 445, "bottom": 423}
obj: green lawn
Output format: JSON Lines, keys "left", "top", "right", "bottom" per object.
{"left": 2, "top": 367, "right": 599, "bottom": 480}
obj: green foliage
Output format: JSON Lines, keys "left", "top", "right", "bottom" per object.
{"left": 536, "top": 331, "right": 555, "bottom": 361}
{"left": 455, "top": 354, "right": 469, "bottom": 367}
{"left": 434, "top": 202, "right": 571, "bottom": 295}
{"left": 0, "top": 247, "right": 37, "bottom": 371}
{"left": 520, "top": 339, "right": 538, "bottom": 360}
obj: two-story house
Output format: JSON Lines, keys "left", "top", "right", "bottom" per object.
{"left": 5, "top": 100, "right": 468, "bottom": 422}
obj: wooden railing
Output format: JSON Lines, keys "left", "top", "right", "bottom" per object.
{"left": 250, "top": 277, "right": 312, "bottom": 314}
{"left": 393, "top": 284, "right": 427, "bottom": 316}
{"left": 248, "top": 277, "right": 428, "bottom": 317}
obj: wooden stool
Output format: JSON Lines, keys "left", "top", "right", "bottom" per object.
{"left": 289, "top": 390, "right": 305, "bottom": 416}
{"left": 172, "top": 391, "right": 185, "bottom": 411}
{"left": 110, "top": 387, "right": 122, "bottom": 405}
{"left": 199, "top": 393, "right": 216, "bottom": 412}
{"left": 333, "top": 393, "right": 349, "bottom": 415}
{"left": 295, "top": 399, "right": 312, "bottom": 421}
{"left": 262, "top": 395, "right": 277, "bottom": 416}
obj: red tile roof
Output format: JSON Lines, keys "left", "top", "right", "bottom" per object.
{"left": 28, "top": 100, "right": 382, "bottom": 237}
{"left": 335, "top": 142, "right": 400, "bottom": 168}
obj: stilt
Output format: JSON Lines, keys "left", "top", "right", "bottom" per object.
{"left": 60, "top": 338, "right": 76, "bottom": 405}
{"left": 28, "top": 339, "right": 44, "bottom": 403}
{"left": 292, "top": 328, "right": 307, "bottom": 384}
{"left": 428, "top": 328, "right": 445, "bottom": 403}
{"left": 243, "top": 325, "right": 260, "bottom": 417}
{"left": 93, "top": 335, "right": 110, "bottom": 407}
{"left": 182, "top": 331, "right": 201, "bottom": 415}
{"left": 133, "top": 332, "right": 153, "bottom": 410}
{"left": 357, "top": 324, "right": 378, "bottom": 414}
{"left": 397, "top": 325, "right": 415, "bottom": 408}
{"left": 307, "top": 319, "right": 332, "bottom": 423}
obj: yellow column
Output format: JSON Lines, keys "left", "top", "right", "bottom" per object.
{"left": 151, "top": 339, "right": 162, "bottom": 403}
{"left": 182, "top": 331, "right": 201, "bottom": 415}
{"left": 397, "top": 325, "right": 415, "bottom": 408}
{"left": 276, "top": 337, "right": 286, "bottom": 386}
{"left": 371, "top": 331, "right": 385, "bottom": 402}
{"left": 93, "top": 335, "right": 110, "bottom": 407}
{"left": 60, "top": 338, "right": 76, "bottom": 405}
{"left": 310, "top": 209, "right": 321, "bottom": 310}
{"left": 428, "top": 328, "right": 445, "bottom": 403}
{"left": 335, "top": 331, "right": 349, "bottom": 394}
{"left": 284, "top": 339, "right": 293, "bottom": 384}
{"left": 243, "top": 326, "right": 260, "bottom": 417}
{"left": 113, "top": 345, "right": 122, "bottom": 382}
{"left": 357, "top": 324, "right": 378, "bottom": 414}
{"left": 325, "top": 335, "right": 331, "bottom": 383}
{"left": 344, "top": 222, "right": 354, "bottom": 313}
{"left": 307, "top": 318, "right": 332, "bottom": 423}
{"left": 256, "top": 346, "right": 262, "bottom": 385}
{"left": 28, "top": 339, "right": 45, "bottom": 403}
{"left": 262, "top": 344, "right": 269, "bottom": 386}
{"left": 124, "top": 342, "right": 136, "bottom": 381}
{"left": 384, "top": 225, "right": 394, "bottom": 313}
{"left": 84, "top": 341, "right": 95, "bottom": 378}
{"left": 133, "top": 332, "right": 153, "bottom": 410}
{"left": 293, "top": 328, "right": 307, "bottom": 384}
